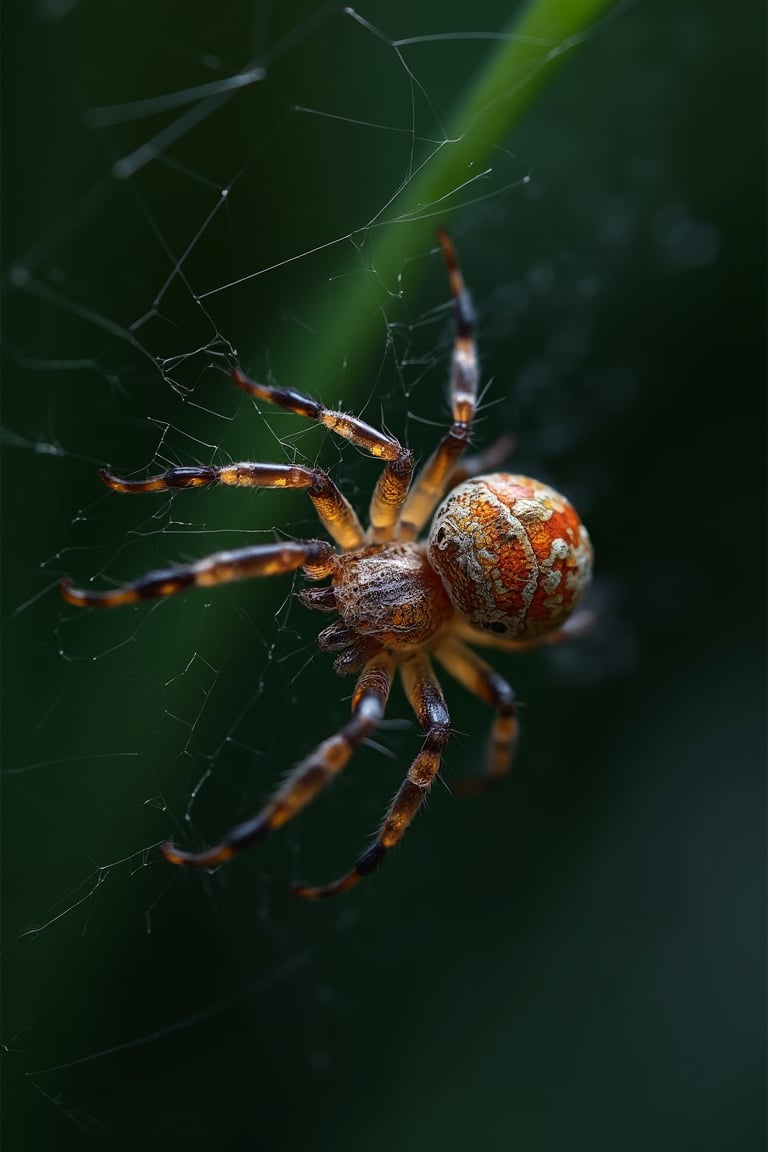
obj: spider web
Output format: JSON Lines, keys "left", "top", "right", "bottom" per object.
{"left": 2, "top": 1, "right": 746, "bottom": 1147}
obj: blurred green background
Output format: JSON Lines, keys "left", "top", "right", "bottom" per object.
{"left": 2, "top": 1, "right": 764, "bottom": 1149}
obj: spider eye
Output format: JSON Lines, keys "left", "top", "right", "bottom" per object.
{"left": 427, "top": 474, "right": 592, "bottom": 641}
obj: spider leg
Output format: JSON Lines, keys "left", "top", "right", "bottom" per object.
{"left": 452, "top": 609, "right": 596, "bottom": 652}
{"left": 60, "top": 540, "right": 335, "bottom": 608}
{"left": 367, "top": 449, "right": 414, "bottom": 544}
{"left": 101, "top": 461, "right": 365, "bottom": 551}
{"left": 398, "top": 230, "right": 480, "bottom": 541}
{"left": 231, "top": 367, "right": 414, "bottom": 543}
{"left": 434, "top": 638, "right": 517, "bottom": 794}
{"left": 447, "top": 434, "right": 515, "bottom": 487}
{"left": 292, "top": 651, "right": 450, "bottom": 899}
{"left": 162, "top": 652, "right": 395, "bottom": 869}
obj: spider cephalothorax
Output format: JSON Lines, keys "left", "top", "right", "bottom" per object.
{"left": 61, "top": 230, "right": 593, "bottom": 899}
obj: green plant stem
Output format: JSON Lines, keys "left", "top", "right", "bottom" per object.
{"left": 281, "top": 0, "right": 618, "bottom": 390}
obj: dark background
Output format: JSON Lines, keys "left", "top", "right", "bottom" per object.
{"left": 2, "top": 2, "right": 764, "bottom": 1149}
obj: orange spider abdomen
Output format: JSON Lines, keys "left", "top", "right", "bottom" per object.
{"left": 427, "top": 473, "right": 593, "bottom": 640}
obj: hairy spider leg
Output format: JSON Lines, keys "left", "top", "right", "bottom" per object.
{"left": 231, "top": 367, "right": 414, "bottom": 544}
{"left": 292, "top": 651, "right": 450, "bottom": 899}
{"left": 60, "top": 540, "right": 336, "bottom": 608}
{"left": 451, "top": 609, "right": 597, "bottom": 653}
{"left": 448, "top": 434, "right": 515, "bottom": 488}
{"left": 399, "top": 230, "right": 480, "bottom": 541}
{"left": 434, "top": 638, "right": 518, "bottom": 793}
{"left": 101, "top": 461, "right": 366, "bottom": 551}
{"left": 161, "top": 652, "right": 395, "bottom": 868}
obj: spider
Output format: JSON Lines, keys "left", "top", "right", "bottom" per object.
{"left": 61, "top": 230, "right": 593, "bottom": 899}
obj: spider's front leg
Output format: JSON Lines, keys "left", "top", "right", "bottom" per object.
{"left": 399, "top": 230, "right": 481, "bottom": 540}
{"left": 231, "top": 368, "right": 414, "bottom": 544}
{"left": 100, "top": 461, "right": 366, "bottom": 552}
{"left": 60, "top": 540, "right": 335, "bottom": 607}
{"left": 292, "top": 652, "right": 451, "bottom": 899}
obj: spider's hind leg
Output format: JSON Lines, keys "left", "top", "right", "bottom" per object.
{"left": 434, "top": 637, "right": 518, "bottom": 794}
